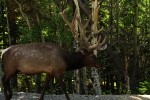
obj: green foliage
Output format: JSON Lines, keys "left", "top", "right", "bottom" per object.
{"left": 17, "top": 75, "right": 35, "bottom": 92}
{"left": 138, "top": 81, "right": 150, "bottom": 94}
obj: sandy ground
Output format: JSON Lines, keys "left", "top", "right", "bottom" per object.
{"left": 0, "top": 92, "right": 150, "bottom": 100}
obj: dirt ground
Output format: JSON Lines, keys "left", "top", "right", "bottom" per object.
{"left": 0, "top": 92, "right": 150, "bottom": 100}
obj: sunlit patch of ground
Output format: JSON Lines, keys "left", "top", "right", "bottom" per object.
{"left": 0, "top": 92, "right": 150, "bottom": 100}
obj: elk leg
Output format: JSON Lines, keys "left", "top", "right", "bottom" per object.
{"left": 7, "top": 79, "right": 12, "bottom": 100}
{"left": 56, "top": 76, "right": 70, "bottom": 100}
{"left": 2, "top": 70, "right": 17, "bottom": 100}
{"left": 2, "top": 74, "right": 12, "bottom": 100}
{"left": 39, "top": 74, "right": 52, "bottom": 100}
{"left": 2, "top": 75, "right": 9, "bottom": 100}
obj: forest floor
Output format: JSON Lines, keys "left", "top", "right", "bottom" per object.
{"left": 0, "top": 92, "right": 150, "bottom": 100}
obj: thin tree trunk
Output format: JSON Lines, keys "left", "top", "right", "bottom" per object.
{"left": 131, "top": 0, "right": 139, "bottom": 92}
{"left": 6, "top": 0, "right": 18, "bottom": 91}
{"left": 124, "top": 48, "right": 130, "bottom": 93}
{"left": 90, "top": 0, "right": 102, "bottom": 95}
{"left": 116, "top": 0, "right": 119, "bottom": 41}
{"left": 73, "top": 70, "right": 80, "bottom": 94}
{"left": 80, "top": 68, "right": 88, "bottom": 94}
{"left": 110, "top": 74, "right": 114, "bottom": 94}
{"left": 115, "top": 0, "right": 120, "bottom": 94}
{"left": 0, "top": 1, "right": 6, "bottom": 92}
{"left": 73, "top": 0, "right": 81, "bottom": 94}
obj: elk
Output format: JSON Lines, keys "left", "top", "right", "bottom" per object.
{"left": 1, "top": 40, "right": 106, "bottom": 100}
{"left": 1, "top": 1, "right": 106, "bottom": 100}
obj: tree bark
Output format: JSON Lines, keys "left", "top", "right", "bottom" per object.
{"left": 131, "top": 0, "right": 139, "bottom": 92}
{"left": 80, "top": 68, "right": 88, "bottom": 94}
{"left": 6, "top": 0, "right": 18, "bottom": 91}
{"left": 73, "top": 0, "right": 81, "bottom": 94}
{"left": 90, "top": 0, "right": 102, "bottom": 94}
{"left": 0, "top": 1, "right": 6, "bottom": 92}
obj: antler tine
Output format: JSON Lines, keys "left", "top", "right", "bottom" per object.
{"left": 88, "top": 36, "right": 107, "bottom": 51}
{"left": 84, "top": 17, "right": 91, "bottom": 29}
{"left": 60, "top": 10, "right": 72, "bottom": 30}
{"left": 88, "top": 0, "right": 107, "bottom": 52}
{"left": 60, "top": 9, "right": 79, "bottom": 39}
{"left": 75, "top": 13, "right": 92, "bottom": 48}
{"left": 77, "top": 16, "right": 91, "bottom": 30}
{"left": 60, "top": 12, "right": 88, "bottom": 50}
{"left": 92, "top": 4, "right": 98, "bottom": 32}
{"left": 72, "top": 0, "right": 90, "bottom": 49}
{"left": 88, "top": 36, "right": 101, "bottom": 50}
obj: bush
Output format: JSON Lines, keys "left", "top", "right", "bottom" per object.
{"left": 138, "top": 81, "right": 150, "bottom": 94}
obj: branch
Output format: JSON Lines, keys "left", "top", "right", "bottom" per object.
{"left": 14, "top": 0, "right": 31, "bottom": 30}
{"left": 78, "top": 0, "right": 91, "bottom": 17}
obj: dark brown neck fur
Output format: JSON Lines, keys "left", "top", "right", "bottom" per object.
{"left": 65, "top": 51, "right": 86, "bottom": 71}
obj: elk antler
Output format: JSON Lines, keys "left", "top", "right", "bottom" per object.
{"left": 60, "top": 0, "right": 91, "bottom": 49}
{"left": 60, "top": 10, "right": 92, "bottom": 50}
{"left": 60, "top": 0, "right": 106, "bottom": 52}
{"left": 60, "top": 9, "right": 79, "bottom": 40}
{"left": 88, "top": 0, "right": 107, "bottom": 52}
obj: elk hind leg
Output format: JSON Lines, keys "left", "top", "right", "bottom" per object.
{"left": 2, "top": 74, "right": 12, "bottom": 100}
{"left": 2, "top": 71, "right": 17, "bottom": 100}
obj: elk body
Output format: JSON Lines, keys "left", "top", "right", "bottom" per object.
{"left": 1, "top": 42, "right": 106, "bottom": 100}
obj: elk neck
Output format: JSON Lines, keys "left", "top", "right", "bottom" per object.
{"left": 65, "top": 51, "right": 86, "bottom": 71}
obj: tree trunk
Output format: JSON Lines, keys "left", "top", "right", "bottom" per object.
{"left": 6, "top": 0, "right": 18, "bottom": 91}
{"left": 80, "top": 68, "right": 88, "bottom": 94}
{"left": 73, "top": 70, "right": 80, "bottom": 94}
{"left": 131, "top": 0, "right": 139, "bottom": 92}
{"left": 0, "top": 1, "right": 6, "bottom": 92}
{"left": 123, "top": 48, "right": 130, "bottom": 93}
{"left": 72, "top": 0, "right": 81, "bottom": 94}
{"left": 116, "top": 0, "right": 119, "bottom": 41}
{"left": 91, "top": 67, "right": 101, "bottom": 95}
{"left": 90, "top": 0, "right": 102, "bottom": 95}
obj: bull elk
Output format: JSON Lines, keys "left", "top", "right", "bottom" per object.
{"left": 1, "top": 40, "right": 106, "bottom": 100}
{"left": 1, "top": 0, "right": 106, "bottom": 100}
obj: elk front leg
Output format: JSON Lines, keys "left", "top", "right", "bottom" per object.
{"left": 39, "top": 74, "right": 53, "bottom": 100}
{"left": 56, "top": 76, "right": 70, "bottom": 100}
